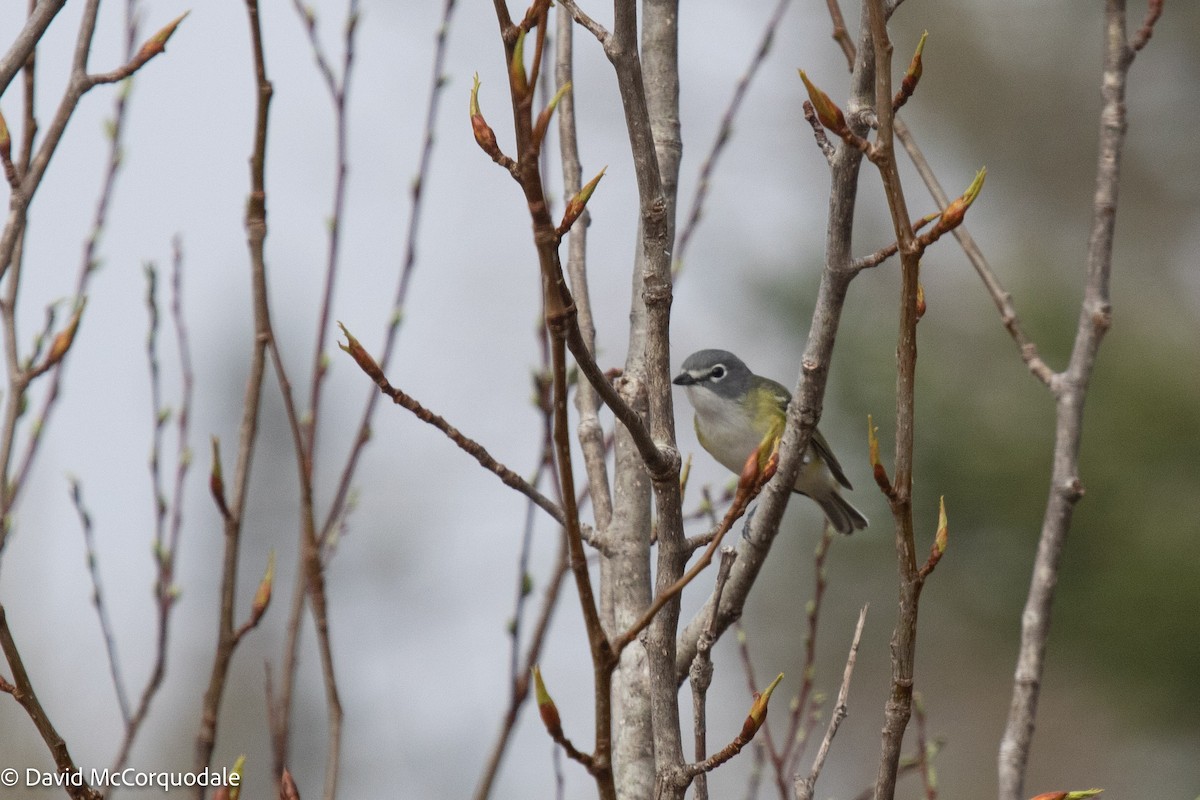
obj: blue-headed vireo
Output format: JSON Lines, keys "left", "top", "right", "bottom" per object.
{"left": 672, "top": 349, "right": 868, "bottom": 534}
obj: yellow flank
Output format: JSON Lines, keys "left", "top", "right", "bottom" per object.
{"left": 750, "top": 388, "right": 786, "bottom": 469}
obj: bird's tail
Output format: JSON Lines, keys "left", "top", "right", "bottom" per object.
{"left": 814, "top": 491, "right": 869, "bottom": 535}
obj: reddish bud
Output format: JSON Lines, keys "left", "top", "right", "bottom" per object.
{"left": 868, "top": 414, "right": 894, "bottom": 493}
{"left": 740, "top": 672, "right": 784, "bottom": 739}
{"left": 894, "top": 31, "right": 928, "bottom": 110}
{"left": 136, "top": 11, "right": 189, "bottom": 61}
{"left": 799, "top": 70, "right": 847, "bottom": 135}
{"left": 469, "top": 74, "right": 502, "bottom": 159}
{"left": 933, "top": 167, "right": 986, "bottom": 237}
{"left": 338, "top": 322, "right": 385, "bottom": 384}
{"left": 280, "top": 768, "right": 301, "bottom": 800}
{"left": 531, "top": 665, "right": 563, "bottom": 737}
{"left": 557, "top": 166, "right": 606, "bottom": 237}
{"left": 916, "top": 281, "right": 927, "bottom": 319}
{"left": 45, "top": 298, "right": 86, "bottom": 369}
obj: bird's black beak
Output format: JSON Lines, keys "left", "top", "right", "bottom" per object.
{"left": 672, "top": 372, "right": 696, "bottom": 386}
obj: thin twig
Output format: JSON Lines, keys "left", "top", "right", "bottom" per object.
{"left": 781, "top": 526, "right": 836, "bottom": 784}
{"left": 1, "top": 1, "right": 178, "bottom": 552}
{"left": 69, "top": 478, "right": 130, "bottom": 723}
{"left": 267, "top": 5, "right": 363, "bottom": 794}
{"left": 675, "top": 0, "right": 793, "bottom": 270}
{"left": 557, "top": 0, "right": 610, "bottom": 44}
{"left": 0, "top": 605, "right": 101, "bottom": 800}
{"left": 689, "top": 547, "right": 738, "bottom": 800}
{"left": 321, "top": 0, "right": 458, "bottom": 547}
{"left": 612, "top": 451, "right": 776, "bottom": 656}
{"left": 290, "top": 0, "right": 359, "bottom": 468}
{"left": 341, "top": 329, "right": 566, "bottom": 525}
{"left": 913, "top": 693, "right": 938, "bottom": 800}
{"left": 794, "top": 604, "right": 867, "bottom": 800}
{"left": 111, "top": 235, "right": 193, "bottom": 777}
{"left": 474, "top": 532, "right": 570, "bottom": 800}
{"left": 191, "top": 1, "right": 272, "bottom": 792}
{"left": 556, "top": 0, "right": 613, "bottom": 547}
{"left": 997, "top": 3, "right": 1155, "bottom": 797}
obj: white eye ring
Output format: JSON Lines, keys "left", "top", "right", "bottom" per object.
{"left": 710, "top": 365, "right": 726, "bottom": 381}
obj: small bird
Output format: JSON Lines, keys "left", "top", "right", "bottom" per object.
{"left": 673, "top": 349, "right": 868, "bottom": 534}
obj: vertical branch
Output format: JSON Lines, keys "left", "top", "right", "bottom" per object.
{"left": 291, "top": 0, "right": 360, "bottom": 465}
{"left": 273, "top": 2, "right": 460, "bottom": 790}
{"left": 485, "top": 7, "right": 624, "bottom": 799}
{"left": 860, "top": 3, "right": 926, "bottom": 799}
{"left": 674, "top": 0, "right": 878, "bottom": 690}
{"left": 69, "top": 479, "right": 130, "bottom": 722}
{"left": 595, "top": 0, "right": 688, "bottom": 795}
{"left": 319, "top": 0, "right": 457, "bottom": 545}
{"left": 997, "top": 2, "right": 1153, "bottom": 798}
{"left": 688, "top": 547, "right": 737, "bottom": 800}
{"left": 556, "top": 0, "right": 613, "bottom": 581}
{"left": 192, "top": 0, "right": 273, "bottom": 790}
{"left": 111, "top": 237, "right": 194, "bottom": 775}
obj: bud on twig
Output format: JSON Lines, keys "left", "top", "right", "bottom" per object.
{"left": 867, "top": 414, "right": 894, "bottom": 495}
{"left": 227, "top": 755, "right": 245, "bottom": 800}
{"left": 338, "top": 322, "right": 385, "bottom": 385}
{"left": 43, "top": 298, "right": 86, "bottom": 370}
{"left": 930, "top": 167, "right": 986, "bottom": 238}
{"left": 510, "top": 29, "right": 529, "bottom": 97}
{"left": 893, "top": 31, "right": 928, "bottom": 111}
{"left": 919, "top": 496, "right": 949, "bottom": 580}
{"left": 280, "top": 768, "right": 301, "bottom": 800}
{"left": 916, "top": 281, "right": 927, "bottom": 319}
{"left": 1028, "top": 791, "right": 1102, "bottom": 800}
{"left": 934, "top": 496, "right": 948, "bottom": 556}
{"left": 250, "top": 550, "right": 276, "bottom": 624}
{"left": 469, "top": 74, "right": 505, "bottom": 164}
{"left": 531, "top": 665, "right": 563, "bottom": 738}
{"left": 136, "top": 11, "right": 189, "bottom": 62}
{"left": 533, "top": 81, "right": 572, "bottom": 149}
{"left": 556, "top": 166, "right": 605, "bottom": 238}
{"left": 0, "top": 107, "right": 9, "bottom": 158}
{"left": 210, "top": 436, "right": 231, "bottom": 520}
{"left": 799, "top": 71, "right": 848, "bottom": 137}
{"left": 739, "top": 672, "right": 784, "bottom": 740}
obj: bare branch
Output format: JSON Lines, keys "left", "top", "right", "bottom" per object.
{"left": 557, "top": 0, "right": 611, "bottom": 44}
{"left": 192, "top": 0, "right": 274, "bottom": 790}
{"left": 341, "top": 328, "right": 566, "bottom": 526}
{"left": 0, "top": 0, "right": 66, "bottom": 97}
{"left": 689, "top": 547, "right": 738, "bottom": 800}
{"left": 69, "top": 478, "right": 130, "bottom": 723}
{"left": 998, "top": 3, "right": 1150, "bottom": 797}
{"left": 676, "top": 0, "right": 793, "bottom": 269}
{"left": 0, "top": 605, "right": 102, "bottom": 800}
{"left": 795, "top": 605, "right": 868, "bottom": 800}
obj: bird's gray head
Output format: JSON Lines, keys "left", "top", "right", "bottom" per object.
{"left": 672, "top": 349, "right": 753, "bottom": 399}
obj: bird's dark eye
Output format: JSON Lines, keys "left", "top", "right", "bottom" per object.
{"left": 710, "top": 365, "right": 726, "bottom": 381}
